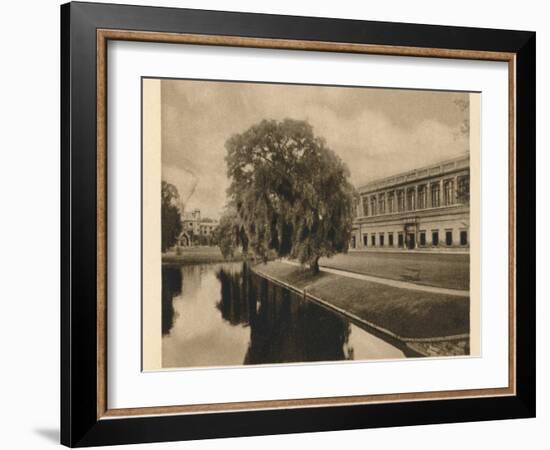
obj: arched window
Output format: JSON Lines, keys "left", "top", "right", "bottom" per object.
{"left": 387, "top": 192, "right": 394, "bottom": 213}
{"left": 418, "top": 185, "right": 426, "bottom": 209}
{"left": 362, "top": 195, "right": 369, "bottom": 216}
{"left": 378, "top": 194, "right": 386, "bottom": 214}
{"left": 370, "top": 196, "right": 377, "bottom": 216}
{"left": 444, "top": 180, "right": 454, "bottom": 205}
{"left": 397, "top": 190, "right": 404, "bottom": 211}
{"left": 431, "top": 183, "right": 440, "bottom": 207}
{"left": 407, "top": 188, "right": 415, "bottom": 211}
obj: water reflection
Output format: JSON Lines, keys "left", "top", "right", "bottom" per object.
{"left": 161, "top": 262, "right": 405, "bottom": 368}
{"left": 216, "top": 265, "right": 352, "bottom": 364}
{"left": 161, "top": 266, "right": 181, "bottom": 335}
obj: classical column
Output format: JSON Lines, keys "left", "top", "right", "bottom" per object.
{"left": 440, "top": 179, "right": 444, "bottom": 206}
{"left": 421, "top": 183, "right": 428, "bottom": 209}
{"left": 454, "top": 175, "right": 459, "bottom": 204}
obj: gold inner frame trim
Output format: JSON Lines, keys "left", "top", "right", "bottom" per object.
{"left": 96, "top": 28, "right": 517, "bottom": 420}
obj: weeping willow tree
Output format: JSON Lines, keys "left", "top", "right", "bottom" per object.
{"left": 225, "top": 119, "right": 355, "bottom": 273}
{"left": 212, "top": 207, "right": 249, "bottom": 260}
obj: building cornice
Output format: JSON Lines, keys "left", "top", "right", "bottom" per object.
{"left": 357, "top": 153, "right": 470, "bottom": 194}
{"left": 353, "top": 203, "right": 469, "bottom": 227}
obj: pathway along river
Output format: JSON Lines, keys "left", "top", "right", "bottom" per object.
{"left": 162, "top": 262, "right": 406, "bottom": 368}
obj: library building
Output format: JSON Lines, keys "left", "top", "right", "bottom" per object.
{"left": 350, "top": 153, "right": 470, "bottom": 252}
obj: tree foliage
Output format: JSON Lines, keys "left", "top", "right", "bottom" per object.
{"left": 456, "top": 175, "right": 470, "bottom": 205}
{"left": 161, "top": 181, "right": 182, "bottom": 252}
{"left": 225, "top": 119, "right": 355, "bottom": 272}
{"left": 213, "top": 208, "right": 249, "bottom": 260}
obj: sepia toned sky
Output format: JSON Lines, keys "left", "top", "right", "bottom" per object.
{"left": 160, "top": 79, "right": 470, "bottom": 219}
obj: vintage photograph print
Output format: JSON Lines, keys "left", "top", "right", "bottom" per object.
{"left": 142, "top": 78, "right": 480, "bottom": 371}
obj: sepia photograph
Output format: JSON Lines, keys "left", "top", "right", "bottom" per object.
{"left": 142, "top": 78, "right": 479, "bottom": 370}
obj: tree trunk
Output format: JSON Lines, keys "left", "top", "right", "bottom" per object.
{"left": 311, "top": 256, "right": 320, "bottom": 274}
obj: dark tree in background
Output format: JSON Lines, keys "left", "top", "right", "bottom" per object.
{"left": 453, "top": 97, "right": 470, "bottom": 206}
{"left": 456, "top": 175, "right": 470, "bottom": 205}
{"left": 225, "top": 119, "right": 355, "bottom": 273}
{"left": 161, "top": 181, "right": 182, "bottom": 252}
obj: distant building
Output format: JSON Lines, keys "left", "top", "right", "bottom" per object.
{"left": 181, "top": 208, "right": 202, "bottom": 235}
{"left": 178, "top": 208, "right": 219, "bottom": 247}
{"left": 350, "top": 153, "right": 470, "bottom": 251}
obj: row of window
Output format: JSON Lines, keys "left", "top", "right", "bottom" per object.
{"left": 199, "top": 226, "right": 216, "bottom": 235}
{"left": 185, "top": 221, "right": 216, "bottom": 235}
{"left": 359, "top": 176, "right": 469, "bottom": 217}
{"left": 355, "top": 229, "right": 468, "bottom": 248}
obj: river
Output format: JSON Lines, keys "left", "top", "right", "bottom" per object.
{"left": 162, "top": 262, "right": 405, "bottom": 368}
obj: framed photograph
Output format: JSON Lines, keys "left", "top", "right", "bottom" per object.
{"left": 61, "top": 1, "right": 535, "bottom": 447}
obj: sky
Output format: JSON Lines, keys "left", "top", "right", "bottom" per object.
{"left": 160, "top": 79, "right": 470, "bottom": 220}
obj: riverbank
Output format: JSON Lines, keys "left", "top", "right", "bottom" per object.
{"left": 320, "top": 252, "right": 469, "bottom": 290}
{"left": 252, "top": 261, "right": 470, "bottom": 357}
{"left": 162, "top": 246, "right": 244, "bottom": 265}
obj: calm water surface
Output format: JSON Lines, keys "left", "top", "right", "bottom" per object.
{"left": 162, "top": 262, "right": 405, "bottom": 368}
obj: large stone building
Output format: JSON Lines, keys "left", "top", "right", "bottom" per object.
{"left": 177, "top": 209, "right": 219, "bottom": 246}
{"left": 350, "top": 153, "right": 470, "bottom": 251}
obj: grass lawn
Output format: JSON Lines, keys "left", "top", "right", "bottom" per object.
{"left": 320, "top": 252, "right": 469, "bottom": 290}
{"left": 162, "top": 246, "right": 242, "bottom": 265}
{"left": 254, "top": 261, "right": 469, "bottom": 339}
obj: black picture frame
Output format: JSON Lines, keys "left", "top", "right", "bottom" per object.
{"left": 61, "top": 1, "right": 535, "bottom": 447}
